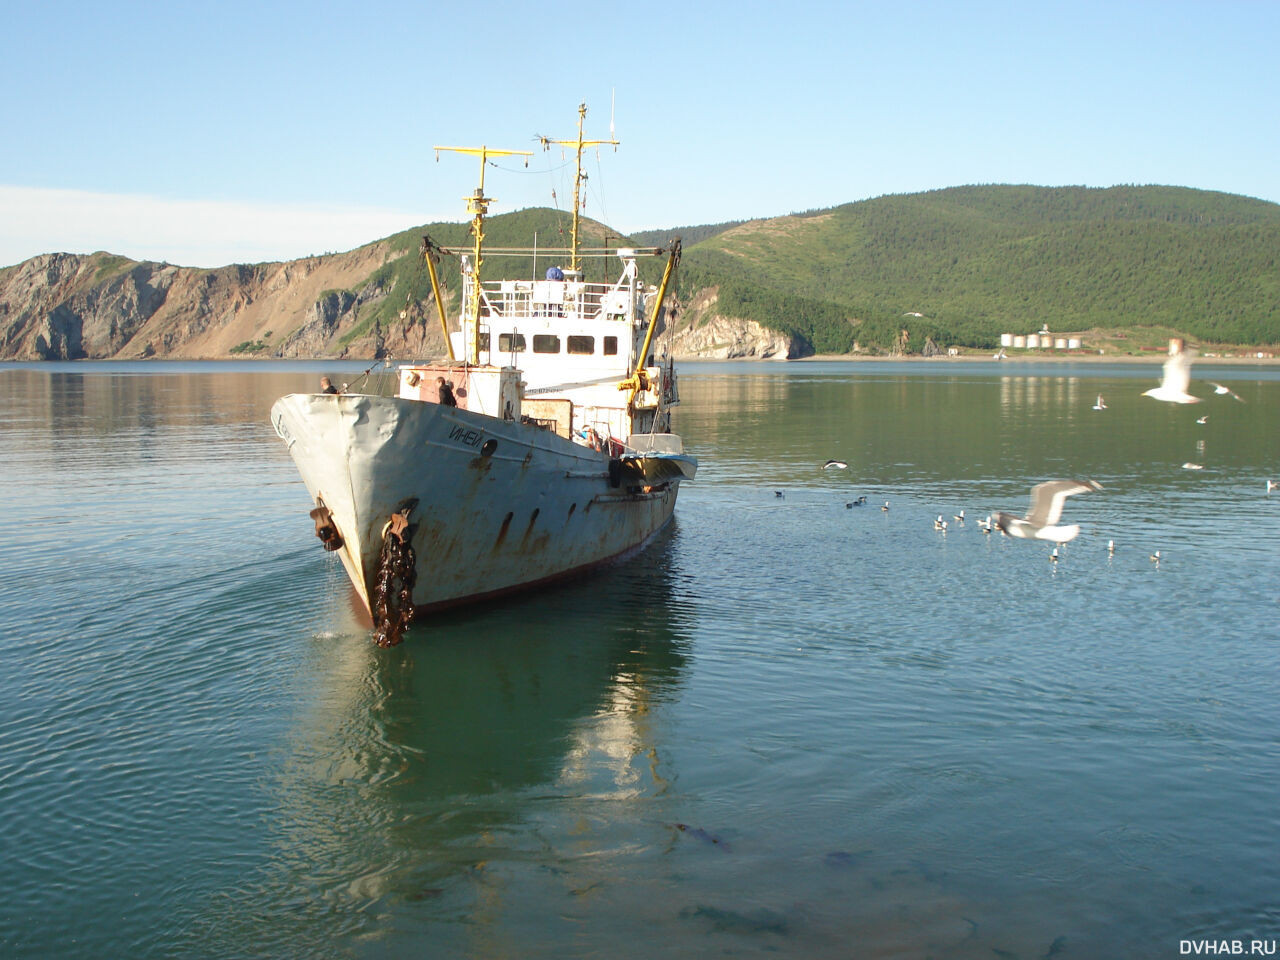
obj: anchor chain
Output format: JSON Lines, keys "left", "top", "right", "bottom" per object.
{"left": 371, "top": 511, "right": 417, "bottom": 647}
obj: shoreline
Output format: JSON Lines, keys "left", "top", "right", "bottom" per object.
{"left": 790, "top": 351, "right": 1280, "bottom": 366}
{"left": 5, "top": 349, "right": 1278, "bottom": 367}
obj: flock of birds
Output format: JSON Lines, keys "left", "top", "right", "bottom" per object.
{"left": 801, "top": 347, "right": 1275, "bottom": 566}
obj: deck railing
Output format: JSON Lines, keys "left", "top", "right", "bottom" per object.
{"left": 465, "top": 277, "right": 636, "bottom": 325}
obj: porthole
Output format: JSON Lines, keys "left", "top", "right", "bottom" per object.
{"left": 480, "top": 439, "right": 497, "bottom": 457}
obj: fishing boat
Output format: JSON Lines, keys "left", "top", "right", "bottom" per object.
{"left": 270, "top": 104, "right": 696, "bottom": 645}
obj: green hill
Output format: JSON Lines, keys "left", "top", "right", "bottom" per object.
{"left": 631, "top": 220, "right": 748, "bottom": 248}
{"left": 670, "top": 185, "right": 1280, "bottom": 354}
{"left": 12, "top": 185, "right": 1270, "bottom": 362}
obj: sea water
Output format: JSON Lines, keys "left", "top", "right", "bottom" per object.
{"left": 1, "top": 359, "right": 1277, "bottom": 959}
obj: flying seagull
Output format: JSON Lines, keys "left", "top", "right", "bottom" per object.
{"left": 1208, "top": 382, "right": 1244, "bottom": 402}
{"left": 1142, "top": 349, "right": 1201, "bottom": 404}
{"left": 993, "top": 479, "right": 1103, "bottom": 544}
{"left": 823, "top": 459, "right": 849, "bottom": 470}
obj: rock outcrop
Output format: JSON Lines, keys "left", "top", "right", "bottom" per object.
{"left": 664, "top": 286, "right": 797, "bottom": 359}
{"left": 668, "top": 314, "right": 794, "bottom": 359}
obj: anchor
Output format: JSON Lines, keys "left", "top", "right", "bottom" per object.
{"left": 309, "top": 499, "right": 343, "bottom": 551}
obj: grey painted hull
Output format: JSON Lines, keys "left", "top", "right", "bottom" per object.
{"left": 271, "top": 393, "right": 693, "bottom": 614}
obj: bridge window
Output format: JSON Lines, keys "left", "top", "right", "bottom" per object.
{"left": 498, "top": 332, "right": 526, "bottom": 352}
{"left": 477, "top": 332, "right": 490, "bottom": 350}
{"left": 567, "top": 335, "right": 594, "bottom": 355}
{"left": 533, "top": 335, "right": 561, "bottom": 354}
{"left": 603, "top": 336, "right": 618, "bottom": 356}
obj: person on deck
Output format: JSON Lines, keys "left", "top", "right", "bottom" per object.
{"left": 436, "top": 377, "right": 457, "bottom": 407}
{"left": 319, "top": 377, "right": 339, "bottom": 395}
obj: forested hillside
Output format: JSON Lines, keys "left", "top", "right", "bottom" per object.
{"left": 631, "top": 220, "right": 747, "bottom": 248}
{"left": 673, "top": 185, "right": 1280, "bottom": 353}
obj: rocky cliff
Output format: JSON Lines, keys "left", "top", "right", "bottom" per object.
{"left": 665, "top": 286, "right": 796, "bottom": 359}
{"left": 0, "top": 245, "right": 792, "bottom": 362}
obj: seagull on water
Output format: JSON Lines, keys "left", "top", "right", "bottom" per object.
{"left": 1208, "top": 382, "right": 1245, "bottom": 403}
{"left": 1092, "top": 394, "right": 1107, "bottom": 410}
{"left": 977, "top": 515, "right": 993, "bottom": 534}
{"left": 1142, "top": 349, "right": 1201, "bottom": 404}
{"left": 1182, "top": 462, "right": 1204, "bottom": 470}
{"left": 1107, "top": 539, "right": 1115, "bottom": 555}
{"left": 1266, "top": 480, "right": 1276, "bottom": 493}
{"left": 823, "top": 459, "right": 849, "bottom": 470}
{"left": 881, "top": 501, "right": 890, "bottom": 511}
{"left": 1150, "top": 550, "right": 1162, "bottom": 563}
{"left": 993, "top": 479, "right": 1103, "bottom": 544}
{"left": 1196, "top": 415, "right": 1208, "bottom": 424}
{"left": 953, "top": 510, "right": 965, "bottom": 523}
{"left": 845, "top": 495, "right": 868, "bottom": 508}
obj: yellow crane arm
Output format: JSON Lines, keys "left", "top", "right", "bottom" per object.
{"left": 619, "top": 239, "right": 681, "bottom": 403}
{"left": 420, "top": 235, "right": 454, "bottom": 361}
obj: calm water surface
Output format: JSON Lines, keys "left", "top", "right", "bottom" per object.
{"left": 1, "top": 359, "right": 1277, "bottom": 959}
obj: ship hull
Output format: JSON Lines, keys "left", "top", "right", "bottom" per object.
{"left": 271, "top": 393, "right": 690, "bottom": 615}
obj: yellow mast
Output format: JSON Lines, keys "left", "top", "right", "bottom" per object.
{"left": 433, "top": 145, "right": 532, "bottom": 363}
{"left": 539, "top": 102, "right": 619, "bottom": 274}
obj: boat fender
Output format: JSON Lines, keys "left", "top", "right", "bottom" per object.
{"left": 608, "top": 458, "right": 623, "bottom": 488}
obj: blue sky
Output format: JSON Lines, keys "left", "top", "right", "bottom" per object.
{"left": 2, "top": 0, "right": 1277, "bottom": 268}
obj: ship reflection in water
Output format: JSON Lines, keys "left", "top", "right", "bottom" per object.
{"left": 190, "top": 526, "right": 693, "bottom": 956}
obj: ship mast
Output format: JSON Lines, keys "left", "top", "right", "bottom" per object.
{"left": 433, "top": 144, "right": 532, "bottom": 363}
{"left": 539, "top": 102, "right": 619, "bottom": 274}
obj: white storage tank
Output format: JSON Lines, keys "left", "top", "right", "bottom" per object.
{"left": 1054, "top": 338, "right": 1067, "bottom": 349}
{"left": 1013, "top": 335, "right": 1026, "bottom": 348}
{"left": 1026, "top": 334, "right": 1041, "bottom": 349}
{"left": 1068, "top": 338, "right": 1081, "bottom": 349}
{"left": 1000, "top": 333, "right": 1013, "bottom": 347}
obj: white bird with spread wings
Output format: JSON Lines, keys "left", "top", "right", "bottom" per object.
{"left": 994, "top": 479, "right": 1104, "bottom": 544}
{"left": 1142, "top": 349, "right": 1201, "bottom": 404}
{"left": 1208, "top": 381, "right": 1245, "bottom": 403}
